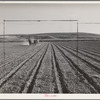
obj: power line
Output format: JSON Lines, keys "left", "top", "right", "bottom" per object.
{"left": 79, "top": 22, "right": 100, "bottom": 24}
{"left": 4, "top": 19, "right": 78, "bottom": 22}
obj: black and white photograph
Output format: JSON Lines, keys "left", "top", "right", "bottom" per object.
{"left": 0, "top": 2, "right": 100, "bottom": 95}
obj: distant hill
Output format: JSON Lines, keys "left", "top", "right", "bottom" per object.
{"left": 36, "top": 32, "right": 100, "bottom": 37}
{"left": 32, "top": 32, "right": 100, "bottom": 39}
{"left": 0, "top": 32, "right": 100, "bottom": 40}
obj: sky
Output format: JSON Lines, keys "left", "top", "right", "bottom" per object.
{"left": 0, "top": 3, "right": 100, "bottom": 35}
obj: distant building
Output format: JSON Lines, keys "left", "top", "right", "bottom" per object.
{"left": 28, "top": 38, "right": 39, "bottom": 45}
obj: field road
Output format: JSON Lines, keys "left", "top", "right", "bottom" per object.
{"left": 0, "top": 42, "right": 100, "bottom": 93}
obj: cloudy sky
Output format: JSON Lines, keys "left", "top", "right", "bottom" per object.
{"left": 0, "top": 3, "right": 100, "bottom": 35}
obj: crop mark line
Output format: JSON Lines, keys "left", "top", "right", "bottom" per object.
{"left": 57, "top": 44, "right": 100, "bottom": 74}
{"left": 54, "top": 43, "right": 99, "bottom": 93}
{"left": 0, "top": 43, "right": 46, "bottom": 68}
{"left": 0, "top": 43, "right": 47, "bottom": 88}
{"left": 22, "top": 44, "right": 49, "bottom": 93}
{"left": 51, "top": 44, "right": 70, "bottom": 93}
{"left": 60, "top": 44, "right": 100, "bottom": 64}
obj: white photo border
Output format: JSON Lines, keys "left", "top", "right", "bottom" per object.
{"left": 0, "top": 1, "right": 100, "bottom": 99}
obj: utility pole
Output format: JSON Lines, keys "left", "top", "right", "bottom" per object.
{"left": 3, "top": 20, "right": 5, "bottom": 67}
{"left": 76, "top": 22, "right": 79, "bottom": 67}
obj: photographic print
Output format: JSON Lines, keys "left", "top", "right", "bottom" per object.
{"left": 0, "top": 1, "right": 100, "bottom": 95}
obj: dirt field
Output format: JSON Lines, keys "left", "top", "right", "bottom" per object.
{"left": 0, "top": 40, "right": 100, "bottom": 93}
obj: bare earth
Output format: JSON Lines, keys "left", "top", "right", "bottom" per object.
{"left": 0, "top": 41, "right": 100, "bottom": 93}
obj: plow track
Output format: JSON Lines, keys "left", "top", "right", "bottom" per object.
{"left": 0, "top": 44, "right": 43, "bottom": 66}
{"left": 0, "top": 42, "right": 100, "bottom": 93}
{"left": 54, "top": 43, "right": 100, "bottom": 93}
{"left": 0, "top": 43, "right": 48, "bottom": 93}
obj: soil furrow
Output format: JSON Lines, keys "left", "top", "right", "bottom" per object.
{"left": 22, "top": 44, "right": 49, "bottom": 93}
{"left": 51, "top": 44, "right": 70, "bottom": 93}
{"left": 54, "top": 43, "right": 100, "bottom": 93}
{"left": 58, "top": 44, "right": 100, "bottom": 74}
{"left": 52, "top": 43, "right": 97, "bottom": 93}
{"left": 31, "top": 44, "right": 55, "bottom": 93}
{"left": 0, "top": 44, "right": 47, "bottom": 93}
{"left": 0, "top": 43, "right": 46, "bottom": 80}
{"left": 0, "top": 43, "right": 47, "bottom": 90}
{"left": 0, "top": 43, "right": 45, "bottom": 67}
